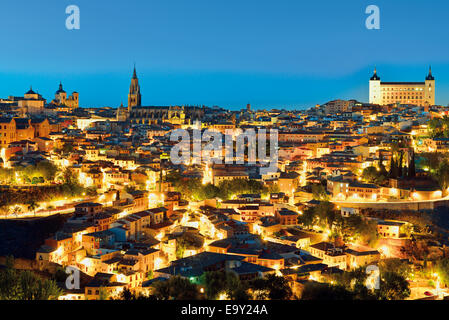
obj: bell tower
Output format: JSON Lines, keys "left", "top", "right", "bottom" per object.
{"left": 128, "top": 65, "right": 142, "bottom": 111}
{"left": 425, "top": 66, "right": 435, "bottom": 106}
{"left": 369, "top": 67, "right": 381, "bottom": 105}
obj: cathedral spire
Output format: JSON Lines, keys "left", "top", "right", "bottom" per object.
{"left": 133, "top": 63, "right": 137, "bottom": 79}
{"left": 128, "top": 65, "right": 141, "bottom": 111}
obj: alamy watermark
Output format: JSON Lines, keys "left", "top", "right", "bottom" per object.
{"left": 365, "top": 5, "right": 380, "bottom": 30}
{"left": 65, "top": 266, "right": 80, "bottom": 290}
{"left": 63, "top": 5, "right": 378, "bottom": 31}
{"left": 170, "top": 128, "right": 279, "bottom": 175}
{"left": 66, "top": 5, "right": 80, "bottom": 30}
{"left": 366, "top": 265, "right": 380, "bottom": 290}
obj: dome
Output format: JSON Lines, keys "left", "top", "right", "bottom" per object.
{"left": 56, "top": 82, "right": 66, "bottom": 94}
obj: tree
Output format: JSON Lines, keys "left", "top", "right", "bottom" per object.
{"left": 98, "top": 287, "right": 109, "bottom": 300}
{"left": 398, "top": 151, "right": 404, "bottom": 178}
{"left": 152, "top": 276, "right": 199, "bottom": 300}
{"left": 151, "top": 280, "right": 171, "bottom": 300}
{"left": 435, "top": 258, "right": 449, "bottom": 286}
{"left": 389, "top": 155, "right": 398, "bottom": 179}
{"left": 0, "top": 257, "right": 21, "bottom": 300}
{"left": 378, "top": 259, "right": 412, "bottom": 279}
{"left": 202, "top": 271, "right": 227, "bottom": 300}
{"left": 428, "top": 115, "right": 449, "bottom": 138}
{"left": 311, "top": 184, "right": 329, "bottom": 201}
{"left": 176, "top": 238, "right": 186, "bottom": 259}
{"left": 378, "top": 152, "right": 387, "bottom": 174}
{"left": 120, "top": 287, "right": 134, "bottom": 301}
{"left": 378, "top": 272, "right": 410, "bottom": 300}
{"left": 62, "top": 142, "right": 74, "bottom": 155}
{"left": 266, "top": 183, "right": 280, "bottom": 195}
{"left": 408, "top": 150, "right": 416, "bottom": 178}
{"left": 299, "top": 201, "right": 341, "bottom": 232}
{"left": 197, "top": 184, "right": 220, "bottom": 201}
{"left": 19, "top": 270, "right": 62, "bottom": 300}
{"left": 27, "top": 200, "right": 38, "bottom": 217}
{"left": 300, "top": 282, "right": 355, "bottom": 300}
{"left": 326, "top": 266, "right": 410, "bottom": 300}
{"left": 342, "top": 215, "right": 378, "bottom": 246}
{"left": 36, "top": 161, "right": 58, "bottom": 182}
{"left": 248, "top": 274, "right": 293, "bottom": 300}
{"left": 201, "top": 271, "right": 249, "bottom": 300}
{"left": 421, "top": 152, "right": 442, "bottom": 173}
{"left": 361, "top": 166, "right": 379, "bottom": 184}
{"left": 10, "top": 206, "right": 22, "bottom": 217}
{"left": 0, "top": 257, "right": 62, "bottom": 300}
{"left": 298, "top": 206, "right": 317, "bottom": 228}
{"left": 401, "top": 239, "right": 430, "bottom": 262}
{"left": 325, "top": 267, "right": 375, "bottom": 300}
{"left": 436, "top": 160, "right": 449, "bottom": 191}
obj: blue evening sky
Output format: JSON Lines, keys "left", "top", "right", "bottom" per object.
{"left": 0, "top": 0, "right": 448, "bottom": 109}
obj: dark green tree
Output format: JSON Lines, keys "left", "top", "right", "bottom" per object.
{"left": 408, "top": 150, "right": 416, "bottom": 178}
{"left": 378, "top": 271, "right": 410, "bottom": 300}
{"left": 435, "top": 258, "right": 449, "bottom": 286}
{"left": 152, "top": 276, "right": 199, "bottom": 300}
{"left": 361, "top": 166, "right": 379, "bottom": 184}
{"left": 26, "top": 199, "right": 38, "bottom": 217}
{"left": 398, "top": 152, "right": 404, "bottom": 178}
{"left": 0, "top": 257, "right": 62, "bottom": 300}
{"left": 389, "top": 156, "right": 397, "bottom": 179}
{"left": 300, "top": 282, "right": 355, "bottom": 300}
{"left": 248, "top": 274, "right": 293, "bottom": 300}
{"left": 311, "top": 184, "right": 329, "bottom": 201}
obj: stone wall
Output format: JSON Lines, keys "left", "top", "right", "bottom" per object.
{"left": 333, "top": 199, "right": 449, "bottom": 212}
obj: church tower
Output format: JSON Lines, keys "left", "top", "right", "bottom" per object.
{"left": 128, "top": 65, "right": 141, "bottom": 112}
{"left": 425, "top": 66, "right": 435, "bottom": 106}
{"left": 369, "top": 67, "right": 381, "bottom": 105}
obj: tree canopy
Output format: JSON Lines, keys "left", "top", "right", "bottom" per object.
{"left": 0, "top": 257, "right": 62, "bottom": 300}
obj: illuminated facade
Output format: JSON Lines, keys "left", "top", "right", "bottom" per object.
{"left": 51, "top": 82, "right": 79, "bottom": 111}
{"left": 18, "top": 87, "right": 46, "bottom": 115}
{"left": 369, "top": 67, "right": 435, "bottom": 106}
{"left": 126, "top": 67, "right": 204, "bottom": 124}
{"left": 128, "top": 66, "right": 142, "bottom": 111}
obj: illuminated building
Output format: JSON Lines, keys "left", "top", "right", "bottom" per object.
{"left": 369, "top": 67, "right": 435, "bottom": 106}
{"left": 0, "top": 118, "right": 17, "bottom": 148}
{"left": 50, "top": 82, "right": 79, "bottom": 111}
{"left": 125, "top": 67, "right": 204, "bottom": 124}
{"left": 18, "top": 87, "right": 46, "bottom": 115}
{"left": 128, "top": 66, "right": 141, "bottom": 111}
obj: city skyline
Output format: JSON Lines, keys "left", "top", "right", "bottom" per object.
{"left": 1, "top": 0, "right": 449, "bottom": 108}
{"left": 0, "top": 64, "right": 444, "bottom": 110}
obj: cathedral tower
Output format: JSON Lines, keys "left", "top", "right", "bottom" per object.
{"left": 128, "top": 65, "right": 141, "bottom": 111}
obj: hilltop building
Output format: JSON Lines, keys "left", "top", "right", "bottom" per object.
{"left": 369, "top": 67, "right": 435, "bottom": 106}
{"left": 125, "top": 66, "right": 204, "bottom": 125}
{"left": 50, "top": 82, "right": 79, "bottom": 111}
